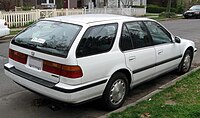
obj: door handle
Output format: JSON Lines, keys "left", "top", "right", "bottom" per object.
{"left": 158, "top": 50, "right": 163, "bottom": 55}
{"left": 129, "top": 56, "right": 136, "bottom": 61}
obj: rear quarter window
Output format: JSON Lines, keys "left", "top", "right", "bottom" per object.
{"left": 76, "top": 23, "right": 118, "bottom": 58}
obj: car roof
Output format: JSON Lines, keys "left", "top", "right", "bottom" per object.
{"left": 191, "top": 5, "right": 200, "bottom": 7}
{"left": 44, "top": 14, "right": 150, "bottom": 25}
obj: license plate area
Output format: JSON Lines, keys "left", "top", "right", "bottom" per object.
{"left": 28, "top": 56, "right": 43, "bottom": 70}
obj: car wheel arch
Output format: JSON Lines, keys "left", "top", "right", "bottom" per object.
{"left": 107, "top": 68, "right": 132, "bottom": 89}
{"left": 183, "top": 46, "right": 194, "bottom": 60}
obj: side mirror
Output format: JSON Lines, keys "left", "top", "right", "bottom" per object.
{"left": 174, "top": 36, "right": 181, "bottom": 43}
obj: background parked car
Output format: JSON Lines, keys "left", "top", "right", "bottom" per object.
{"left": 183, "top": 5, "right": 200, "bottom": 19}
{"left": 0, "top": 19, "right": 10, "bottom": 37}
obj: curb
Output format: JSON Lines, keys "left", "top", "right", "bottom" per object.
{"left": 99, "top": 66, "right": 200, "bottom": 118}
{"left": 0, "top": 35, "right": 14, "bottom": 43}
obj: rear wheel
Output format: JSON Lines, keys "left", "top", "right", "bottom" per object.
{"left": 178, "top": 50, "right": 192, "bottom": 74}
{"left": 102, "top": 72, "right": 128, "bottom": 110}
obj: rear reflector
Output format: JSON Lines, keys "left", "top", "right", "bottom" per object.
{"left": 43, "top": 60, "right": 83, "bottom": 78}
{"left": 9, "top": 49, "right": 27, "bottom": 64}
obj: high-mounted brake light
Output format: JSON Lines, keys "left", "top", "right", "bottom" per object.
{"left": 9, "top": 49, "right": 27, "bottom": 64}
{"left": 43, "top": 60, "right": 83, "bottom": 78}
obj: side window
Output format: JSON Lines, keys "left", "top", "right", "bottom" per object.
{"left": 125, "top": 22, "right": 151, "bottom": 49}
{"left": 120, "top": 24, "right": 134, "bottom": 51}
{"left": 144, "top": 21, "right": 172, "bottom": 45}
{"left": 76, "top": 23, "right": 118, "bottom": 57}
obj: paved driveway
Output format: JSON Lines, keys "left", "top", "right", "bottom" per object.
{"left": 0, "top": 19, "right": 200, "bottom": 118}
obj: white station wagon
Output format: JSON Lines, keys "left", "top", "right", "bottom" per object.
{"left": 4, "top": 14, "right": 197, "bottom": 110}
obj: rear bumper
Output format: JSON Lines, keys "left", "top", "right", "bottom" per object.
{"left": 4, "top": 63, "right": 107, "bottom": 103}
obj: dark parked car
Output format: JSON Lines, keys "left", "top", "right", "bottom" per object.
{"left": 183, "top": 5, "right": 200, "bottom": 18}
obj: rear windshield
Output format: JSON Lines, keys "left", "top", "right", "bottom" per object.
{"left": 11, "top": 20, "right": 82, "bottom": 57}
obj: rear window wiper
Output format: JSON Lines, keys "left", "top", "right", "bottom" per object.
{"left": 26, "top": 42, "right": 37, "bottom": 48}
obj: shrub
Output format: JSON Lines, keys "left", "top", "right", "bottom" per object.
{"left": 147, "top": 4, "right": 177, "bottom": 13}
{"left": 131, "top": 5, "right": 145, "bottom": 8}
{"left": 159, "top": 12, "right": 176, "bottom": 18}
{"left": 22, "top": 6, "right": 32, "bottom": 11}
{"left": 147, "top": 4, "right": 166, "bottom": 13}
{"left": 176, "top": 5, "right": 184, "bottom": 14}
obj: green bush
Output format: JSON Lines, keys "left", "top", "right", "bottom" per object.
{"left": 147, "top": 4, "right": 166, "bottom": 13}
{"left": 22, "top": 6, "right": 32, "bottom": 11}
{"left": 131, "top": 5, "right": 145, "bottom": 8}
{"left": 147, "top": 4, "right": 177, "bottom": 13}
{"left": 24, "top": 21, "right": 34, "bottom": 27}
{"left": 176, "top": 5, "right": 184, "bottom": 14}
{"left": 159, "top": 12, "right": 176, "bottom": 18}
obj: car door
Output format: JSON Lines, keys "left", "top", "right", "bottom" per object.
{"left": 144, "top": 21, "right": 182, "bottom": 76}
{"left": 120, "top": 21, "right": 156, "bottom": 84}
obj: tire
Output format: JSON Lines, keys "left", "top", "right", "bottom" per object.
{"left": 178, "top": 50, "right": 192, "bottom": 74}
{"left": 184, "top": 16, "right": 189, "bottom": 19}
{"left": 102, "top": 72, "right": 128, "bottom": 110}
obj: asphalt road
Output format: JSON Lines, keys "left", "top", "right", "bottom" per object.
{"left": 0, "top": 19, "right": 200, "bottom": 118}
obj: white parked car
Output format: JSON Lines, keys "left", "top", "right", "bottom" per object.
{"left": 4, "top": 14, "right": 197, "bottom": 110}
{"left": 0, "top": 19, "right": 10, "bottom": 37}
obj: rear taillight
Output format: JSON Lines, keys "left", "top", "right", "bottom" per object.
{"left": 9, "top": 49, "right": 27, "bottom": 64}
{"left": 61, "top": 65, "right": 83, "bottom": 78}
{"left": 43, "top": 60, "right": 83, "bottom": 78}
{"left": 43, "top": 61, "right": 62, "bottom": 75}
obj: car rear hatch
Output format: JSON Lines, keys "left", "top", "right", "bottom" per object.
{"left": 8, "top": 20, "right": 82, "bottom": 84}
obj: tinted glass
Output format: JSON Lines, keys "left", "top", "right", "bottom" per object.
{"left": 125, "top": 22, "right": 150, "bottom": 49}
{"left": 190, "top": 5, "right": 200, "bottom": 10}
{"left": 120, "top": 25, "right": 134, "bottom": 51}
{"left": 12, "top": 21, "right": 82, "bottom": 57}
{"left": 40, "top": 0, "right": 46, "bottom": 3}
{"left": 49, "top": 0, "right": 54, "bottom": 3}
{"left": 144, "top": 21, "right": 172, "bottom": 45}
{"left": 76, "top": 23, "right": 118, "bottom": 57}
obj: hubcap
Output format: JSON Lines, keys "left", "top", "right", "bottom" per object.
{"left": 183, "top": 54, "right": 191, "bottom": 72}
{"left": 109, "top": 79, "right": 126, "bottom": 105}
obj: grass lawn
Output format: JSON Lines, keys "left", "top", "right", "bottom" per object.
{"left": 10, "top": 30, "right": 21, "bottom": 35}
{"left": 109, "top": 69, "right": 200, "bottom": 118}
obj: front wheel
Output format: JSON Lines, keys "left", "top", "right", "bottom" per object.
{"left": 178, "top": 50, "right": 192, "bottom": 74}
{"left": 102, "top": 72, "right": 128, "bottom": 110}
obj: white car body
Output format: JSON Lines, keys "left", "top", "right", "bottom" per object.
{"left": 0, "top": 19, "right": 10, "bottom": 37}
{"left": 4, "top": 14, "right": 197, "bottom": 109}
